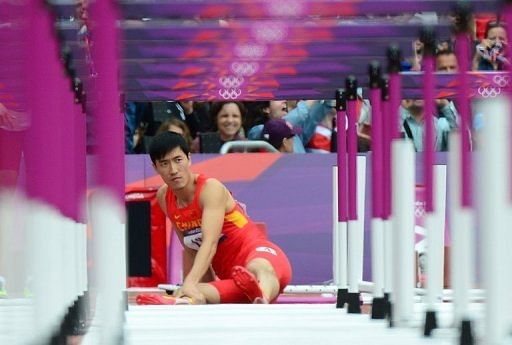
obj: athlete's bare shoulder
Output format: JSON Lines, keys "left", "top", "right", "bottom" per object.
{"left": 200, "top": 178, "right": 234, "bottom": 210}
{"left": 156, "top": 184, "right": 169, "bottom": 216}
{"left": 201, "top": 178, "right": 228, "bottom": 197}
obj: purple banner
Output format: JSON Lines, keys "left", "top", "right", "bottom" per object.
{"left": 52, "top": 1, "right": 500, "bottom": 20}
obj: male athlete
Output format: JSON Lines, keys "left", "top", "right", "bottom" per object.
{"left": 137, "top": 131, "right": 292, "bottom": 304}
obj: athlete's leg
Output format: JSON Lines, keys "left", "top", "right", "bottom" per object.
{"left": 192, "top": 283, "right": 220, "bottom": 304}
{"left": 136, "top": 283, "right": 220, "bottom": 306}
{"left": 235, "top": 258, "right": 280, "bottom": 302}
{"left": 205, "top": 279, "right": 252, "bottom": 303}
{"left": 232, "top": 242, "right": 292, "bottom": 303}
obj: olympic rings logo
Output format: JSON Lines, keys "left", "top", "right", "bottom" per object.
{"left": 478, "top": 86, "right": 502, "bottom": 98}
{"left": 218, "top": 75, "right": 244, "bottom": 88}
{"left": 492, "top": 74, "right": 510, "bottom": 88}
{"left": 414, "top": 201, "right": 425, "bottom": 218}
{"left": 231, "top": 62, "right": 259, "bottom": 76}
{"left": 234, "top": 44, "right": 267, "bottom": 59}
{"left": 266, "top": 0, "right": 304, "bottom": 16}
{"left": 218, "top": 88, "right": 242, "bottom": 100}
{"left": 252, "top": 25, "right": 287, "bottom": 43}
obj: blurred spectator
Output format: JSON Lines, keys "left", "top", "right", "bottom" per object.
{"left": 473, "top": 21, "right": 509, "bottom": 71}
{"left": 286, "top": 100, "right": 298, "bottom": 112}
{"left": 400, "top": 47, "right": 459, "bottom": 151}
{"left": 400, "top": 98, "right": 458, "bottom": 151}
{"left": 245, "top": 100, "right": 288, "bottom": 130}
{"left": 475, "top": 14, "right": 497, "bottom": 41}
{"left": 305, "top": 116, "right": 333, "bottom": 153}
{"left": 192, "top": 101, "right": 246, "bottom": 153}
{"left": 410, "top": 39, "right": 424, "bottom": 71}
{"left": 336, "top": 95, "right": 373, "bottom": 153}
{"left": 361, "top": 48, "right": 459, "bottom": 152}
{"left": 248, "top": 100, "right": 335, "bottom": 153}
{"left": 156, "top": 118, "right": 195, "bottom": 152}
{"left": 261, "top": 118, "right": 298, "bottom": 153}
{"left": 124, "top": 101, "right": 152, "bottom": 154}
{"left": 157, "top": 101, "right": 212, "bottom": 138}
{"left": 125, "top": 101, "right": 213, "bottom": 154}
{"left": 436, "top": 48, "right": 459, "bottom": 72}
{"left": 210, "top": 101, "right": 246, "bottom": 141}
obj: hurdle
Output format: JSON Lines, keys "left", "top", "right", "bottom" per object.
{"left": 4, "top": 1, "right": 512, "bottom": 344}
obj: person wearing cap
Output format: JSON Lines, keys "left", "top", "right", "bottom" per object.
{"left": 136, "top": 131, "right": 292, "bottom": 305}
{"left": 262, "top": 118, "right": 299, "bottom": 153}
{"left": 248, "top": 100, "right": 335, "bottom": 153}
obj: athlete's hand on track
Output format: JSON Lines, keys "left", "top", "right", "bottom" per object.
{"left": 175, "top": 282, "right": 205, "bottom": 304}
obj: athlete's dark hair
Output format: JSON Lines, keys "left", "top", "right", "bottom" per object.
{"left": 149, "top": 131, "right": 190, "bottom": 164}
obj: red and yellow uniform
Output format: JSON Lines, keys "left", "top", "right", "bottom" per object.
{"left": 166, "top": 174, "right": 292, "bottom": 302}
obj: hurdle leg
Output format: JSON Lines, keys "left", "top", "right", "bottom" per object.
{"left": 390, "top": 140, "right": 415, "bottom": 327}
{"left": 423, "top": 165, "right": 447, "bottom": 336}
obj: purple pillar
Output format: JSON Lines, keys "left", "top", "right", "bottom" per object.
{"left": 25, "top": 0, "right": 67, "bottom": 213}
{"left": 73, "top": 87, "right": 88, "bottom": 224}
{"left": 423, "top": 54, "right": 435, "bottom": 213}
{"left": 455, "top": 29, "right": 472, "bottom": 207}
{"left": 89, "top": 0, "right": 124, "bottom": 202}
{"left": 336, "top": 89, "right": 348, "bottom": 222}
{"left": 346, "top": 76, "right": 358, "bottom": 221}
{"left": 369, "top": 62, "right": 383, "bottom": 218}
{"left": 385, "top": 46, "right": 403, "bottom": 219}
{"left": 381, "top": 76, "right": 391, "bottom": 220}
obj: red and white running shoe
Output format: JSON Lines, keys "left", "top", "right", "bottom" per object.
{"left": 231, "top": 266, "right": 266, "bottom": 303}
{"left": 135, "top": 293, "right": 193, "bottom": 305}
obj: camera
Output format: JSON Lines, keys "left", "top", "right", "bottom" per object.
{"left": 490, "top": 42, "right": 503, "bottom": 56}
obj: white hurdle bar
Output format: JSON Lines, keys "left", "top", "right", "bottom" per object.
{"left": 391, "top": 139, "right": 416, "bottom": 326}
{"left": 448, "top": 132, "right": 475, "bottom": 330}
{"left": 478, "top": 96, "right": 512, "bottom": 345}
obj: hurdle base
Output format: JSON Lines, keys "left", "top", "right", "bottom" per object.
{"left": 460, "top": 319, "right": 474, "bottom": 345}
{"left": 49, "top": 329, "right": 66, "bottom": 345}
{"left": 423, "top": 310, "right": 438, "bottom": 336}
{"left": 336, "top": 288, "right": 349, "bottom": 309}
{"left": 385, "top": 293, "right": 393, "bottom": 327}
{"left": 371, "top": 297, "right": 386, "bottom": 319}
{"left": 347, "top": 292, "right": 361, "bottom": 313}
{"left": 60, "top": 293, "right": 88, "bottom": 338}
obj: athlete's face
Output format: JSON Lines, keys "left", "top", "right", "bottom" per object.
{"left": 154, "top": 146, "right": 192, "bottom": 190}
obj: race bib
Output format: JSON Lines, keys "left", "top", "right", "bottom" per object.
{"left": 183, "top": 228, "right": 202, "bottom": 250}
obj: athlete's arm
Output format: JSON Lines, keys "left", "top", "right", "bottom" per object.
{"left": 155, "top": 185, "right": 169, "bottom": 217}
{"left": 156, "top": 184, "right": 213, "bottom": 283}
{"left": 181, "top": 179, "right": 226, "bottom": 290}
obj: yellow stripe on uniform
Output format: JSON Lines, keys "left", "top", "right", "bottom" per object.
{"left": 224, "top": 210, "right": 248, "bottom": 228}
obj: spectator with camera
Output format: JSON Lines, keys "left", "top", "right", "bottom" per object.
{"left": 473, "top": 21, "right": 509, "bottom": 71}
{"left": 399, "top": 47, "right": 459, "bottom": 152}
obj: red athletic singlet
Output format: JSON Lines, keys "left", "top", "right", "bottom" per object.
{"left": 166, "top": 174, "right": 267, "bottom": 278}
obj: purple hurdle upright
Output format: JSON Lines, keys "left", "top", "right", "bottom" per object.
{"left": 368, "top": 61, "right": 387, "bottom": 319}
{"left": 379, "top": 74, "right": 392, "bottom": 315}
{"left": 452, "top": 4, "right": 476, "bottom": 345}
{"left": 383, "top": 45, "right": 403, "bottom": 325}
{"left": 387, "top": 44, "right": 416, "bottom": 328}
{"left": 88, "top": 0, "right": 127, "bottom": 343}
{"left": 422, "top": 28, "right": 436, "bottom": 333}
{"left": 25, "top": 0, "right": 87, "bottom": 342}
{"left": 345, "top": 75, "right": 361, "bottom": 314}
{"left": 335, "top": 89, "right": 349, "bottom": 309}
{"left": 420, "top": 26, "right": 447, "bottom": 338}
